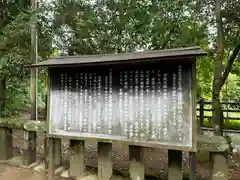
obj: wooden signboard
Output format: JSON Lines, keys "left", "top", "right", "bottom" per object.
{"left": 32, "top": 47, "right": 206, "bottom": 151}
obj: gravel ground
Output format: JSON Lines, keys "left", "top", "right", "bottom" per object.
{"left": 0, "top": 164, "right": 68, "bottom": 180}
{"left": 8, "top": 129, "right": 240, "bottom": 179}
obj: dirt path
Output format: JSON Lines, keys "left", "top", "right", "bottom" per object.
{"left": 0, "top": 164, "right": 47, "bottom": 180}
{"left": 0, "top": 164, "right": 70, "bottom": 180}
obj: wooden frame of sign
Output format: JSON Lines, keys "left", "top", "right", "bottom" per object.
{"left": 32, "top": 46, "right": 206, "bottom": 152}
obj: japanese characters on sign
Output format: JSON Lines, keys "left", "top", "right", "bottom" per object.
{"left": 49, "top": 62, "right": 192, "bottom": 148}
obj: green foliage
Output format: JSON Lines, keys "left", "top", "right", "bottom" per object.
{"left": 51, "top": 0, "right": 209, "bottom": 54}
{"left": 0, "top": 0, "right": 239, "bottom": 118}
{"left": 0, "top": 1, "right": 53, "bottom": 117}
{"left": 203, "top": 118, "right": 240, "bottom": 130}
{"left": 197, "top": 56, "right": 214, "bottom": 99}
{"left": 221, "top": 74, "right": 240, "bottom": 104}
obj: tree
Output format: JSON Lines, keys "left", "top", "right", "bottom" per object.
{"left": 208, "top": 0, "right": 240, "bottom": 178}
{"left": 50, "top": 0, "right": 209, "bottom": 53}
{"left": 0, "top": 0, "right": 53, "bottom": 117}
{"left": 212, "top": 0, "right": 240, "bottom": 135}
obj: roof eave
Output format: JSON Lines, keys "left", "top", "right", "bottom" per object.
{"left": 30, "top": 52, "right": 206, "bottom": 68}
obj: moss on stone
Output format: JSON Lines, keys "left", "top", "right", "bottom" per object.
{"left": 0, "top": 118, "right": 46, "bottom": 132}
{"left": 0, "top": 118, "right": 27, "bottom": 129}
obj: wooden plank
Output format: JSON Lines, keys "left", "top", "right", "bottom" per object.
{"left": 168, "top": 150, "right": 182, "bottom": 180}
{"left": 29, "top": 0, "right": 38, "bottom": 168}
{"left": 189, "top": 152, "right": 196, "bottom": 180}
{"left": 0, "top": 127, "right": 13, "bottom": 160}
{"left": 190, "top": 61, "right": 197, "bottom": 180}
{"left": 199, "top": 98, "right": 205, "bottom": 135}
{"left": 69, "top": 140, "right": 85, "bottom": 177}
{"left": 98, "top": 142, "right": 112, "bottom": 180}
{"left": 54, "top": 138, "right": 61, "bottom": 166}
{"left": 48, "top": 138, "right": 56, "bottom": 180}
{"left": 210, "top": 152, "right": 228, "bottom": 180}
{"left": 129, "top": 145, "right": 144, "bottom": 180}
{"left": 0, "top": 76, "right": 11, "bottom": 161}
{"left": 44, "top": 132, "right": 48, "bottom": 169}
{"left": 191, "top": 60, "right": 198, "bottom": 150}
{"left": 23, "top": 130, "right": 36, "bottom": 166}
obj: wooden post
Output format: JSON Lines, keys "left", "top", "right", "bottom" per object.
{"left": 44, "top": 95, "right": 48, "bottom": 169}
{"left": 30, "top": 0, "right": 38, "bottom": 121}
{"left": 48, "top": 138, "right": 56, "bottom": 180}
{"left": 43, "top": 137, "right": 61, "bottom": 170}
{"left": 168, "top": 150, "right": 183, "bottom": 180}
{"left": 98, "top": 142, "right": 112, "bottom": 180}
{"left": 28, "top": 0, "right": 38, "bottom": 167}
{"left": 23, "top": 130, "right": 37, "bottom": 166}
{"left": 54, "top": 138, "right": 62, "bottom": 166}
{"left": 199, "top": 98, "right": 204, "bottom": 134}
{"left": 190, "top": 63, "right": 197, "bottom": 180}
{"left": 0, "top": 77, "right": 12, "bottom": 161}
{"left": 129, "top": 145, "right": 144, "bottom": 180}
{"left": 0, "top": 128, "right": 13, "bottom": 160}
{"left": 44, "top": 132, "right": 48, "bottom": 169}
{"left": 189, "top": 152, "right": 196, "bottom": 180}
{"left": 69, "top": 140, "right": 85, "bottom": 177}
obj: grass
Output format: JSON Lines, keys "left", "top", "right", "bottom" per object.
{"left": 197, "top": 110, "right": 240, "bottom": 130}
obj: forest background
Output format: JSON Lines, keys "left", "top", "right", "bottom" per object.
{"left": 0, "top": 0, "right": 239, "bottom": 129}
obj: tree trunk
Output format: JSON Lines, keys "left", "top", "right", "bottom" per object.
{"left": 212, "top": 0, "right": 224, "bottom": 136}
{"left": 30, "top": 0, "right": 38, "bottom": 120}
{"left": 0, "top": 78, "right": 6, "bottom": 118}
{"left": 210, "top": 1, "right": 229, "bottom": 179}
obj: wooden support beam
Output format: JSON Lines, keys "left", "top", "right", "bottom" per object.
{"left": 69, "top": 140, "right": 85, "bottom": 177}
{"left": 0, "top": 127, "right": 13, "bottom": 160}
{"left": 189, "top": 152, "right": 196, "bottom": 180}
{"left": 23, "top": 130, "right": 36, "bottom": 166}
{"left": 28, "top": 0, "right": 38, "bottom": 168}
{"left": 129, "top": 145, "right": 144, "bottom": 180}
{"left": 168, "top": 150, "right": 183, "bottom": 180}
{"left": 54, "top": 138, "right": 62, "bottom": 166}
{"left": 98, "top": 142, "right": 112, "bottom": 180}
{"left": 0, "top": 71, "right": 11, "bottom": 161}
{"left": 30, "top": 0, "right": 38, "bottom": 121}
{"left": 48, "top": 138, "right": 56, "bottom": 180}
{"left": 44, "top": 132, "right": 48, "bottom": 169}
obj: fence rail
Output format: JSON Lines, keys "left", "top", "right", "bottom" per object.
{"left": 197, "top": 99, "right": 240, "bottom": 125}
{"left": 197, "top": 100, "right": 240, "bottom": 105}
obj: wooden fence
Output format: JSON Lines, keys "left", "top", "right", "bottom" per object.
{"left": 0, "top": 118, "right": 234, "bottom": 180}
{"left": 197, "top": 98, "right": 240, "bottom": 132}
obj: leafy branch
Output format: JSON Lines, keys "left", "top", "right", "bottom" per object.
{"left": 219, "top": 43, "right": 240, "bottom": 89}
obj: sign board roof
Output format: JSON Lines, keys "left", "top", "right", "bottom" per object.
{"left": 31, "top": 46, "right": 206, "bottom": 68}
